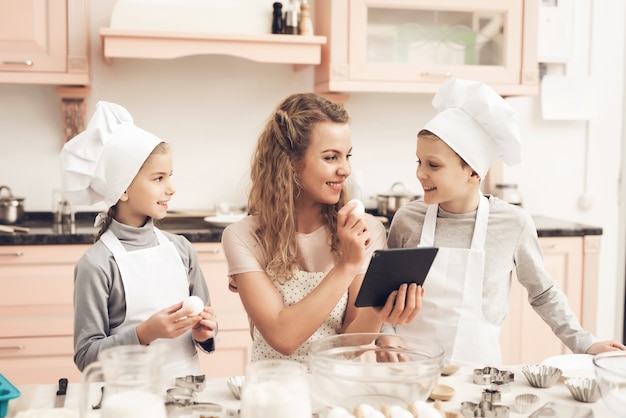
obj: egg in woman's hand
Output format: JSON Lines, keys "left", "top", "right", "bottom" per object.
{"left": 182, "top": 295, "right": 204, "bottom": 316}
{"left": 347, "top": 199, "right": 365, "bottom": 217}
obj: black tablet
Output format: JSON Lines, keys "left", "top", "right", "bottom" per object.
{"left": 354, "top": 247, "right": 439, "bottom": 307}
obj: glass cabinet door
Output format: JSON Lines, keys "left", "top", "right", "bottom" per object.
{"left": 349, "top": 0, "right": 524, "bottom": 84}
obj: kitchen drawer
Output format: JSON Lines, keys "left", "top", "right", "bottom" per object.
{"left": 199, "top": 329, "right": 251, "bottom": 378}
{"left": 0, "top": 336, "right": 81, "bottom": 384}
{"left": 0, "top": 304, "right": 73, "bottom": 337}
{"left": 0, "top": 245, "right": 89, "bottom": 265}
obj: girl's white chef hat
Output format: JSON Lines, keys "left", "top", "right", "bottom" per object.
{"left": 422, "top": 79, "right": 521, "bottom": 178}
{"left": 60, "top": 101, "right": 163, "bottom": 207}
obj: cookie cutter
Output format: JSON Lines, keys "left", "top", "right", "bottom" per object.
{"left": 461, "top": 401, "right": 510, "bottom": 418}
{"left": 472, "top": 367, "right": 515, "bottom": 385}
{"left": 175, "top": 374, "right": 207, "bottom": 392}
{"left": 490, "top": 380, "right": 511, "bottom": 393}
{"left": 482, "top": 389, "right": 501, "bottom": 403}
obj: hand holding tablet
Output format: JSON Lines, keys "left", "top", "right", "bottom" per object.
{"left": 355, "top": 247, "right": 439, "bottom": 307}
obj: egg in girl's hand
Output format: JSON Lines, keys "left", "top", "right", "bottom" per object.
{"left": 347, "top": 199, "right": 365, "bottom": 217}
{"left": 182, "top": 295, "right": 204, "bottom": 316}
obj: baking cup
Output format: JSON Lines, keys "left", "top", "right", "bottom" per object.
{"left": 522, "top": 364, "right": 562, "bottom": 388}
{"left": 564, "top": 377, "right": 601, "bottom": 403}
{"left": 515, "top": 393, "right": 539, "bottom": 413}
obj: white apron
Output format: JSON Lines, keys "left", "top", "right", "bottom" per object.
{"left": 397, "top": 194, "right": 501, "bottom": 366}
{"left": 101, "top": 228, "right": 202, "bottom": 380}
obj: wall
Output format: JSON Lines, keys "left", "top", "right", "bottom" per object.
{"left": 0, "top": 1, "right": 624, "bottom": 341}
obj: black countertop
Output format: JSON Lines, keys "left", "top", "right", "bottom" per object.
{"left": 0, "top": 211, "right": 603, "bottom": 246}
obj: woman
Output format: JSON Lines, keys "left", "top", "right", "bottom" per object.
{"left": 222, "top": 93, "right": 420, "bottom": 363}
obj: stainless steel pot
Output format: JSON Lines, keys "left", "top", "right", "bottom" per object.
{"left": 0, "top": 185, "right": 25, "bottom": 224}
{"left": 376, "top": 182, "right": 420, "bottom": 217}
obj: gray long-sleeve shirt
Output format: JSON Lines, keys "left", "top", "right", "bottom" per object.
{"left": 384, "top": 195, "right": 596, "bottom": 355}
{"left": 73, "top": 218, "right": 215, "bottom": 371}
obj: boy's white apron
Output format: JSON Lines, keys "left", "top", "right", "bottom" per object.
{"left": 397, "top": 195, "right": 501, "bottom": 366}
{"left": 101, "top": 228, "right": 201, "bottom": 380}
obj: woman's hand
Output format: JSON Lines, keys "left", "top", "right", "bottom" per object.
{"left": 336, "top": 202, "right": 371, "bottom": 269}
{"left": 375, "top": 283, "right": 423, "bottom": 325}
{"left": 586, "top": 340, "right": 626, "bottom": 354}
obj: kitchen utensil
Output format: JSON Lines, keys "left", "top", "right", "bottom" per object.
{"left": 0, "top": 224, "right": 30, "bottom": 234}
{"left": 375, "top": 182, "right": 420, "bottom": 217}
{"left": 308, "top": 333, "right": 444, "bottom": 412}
{"left": 226, "top": 375, "right": 244, "bottom": 400}
{"left": 203, "top": 214, "right": 246, "bottom": 228}
{"left": 522, "top": 364, "right": 562, "bottom": 388}
{"left": 514, "top": 393, "right": 539, "bottom": 413}
{"left": 55, "top": 378, "right": 68, "bottom": 408}
{"left": 240, "top": 359, "right": 311, "bottom": 418}
{"left": 92, "top": 386, "right": 104, "bottom": 410}
{"left": 0, "top": 185, "right": 25, "bottom": 224}
{"left": 79, "top": 345, "right": 167, "bottom": 418}
{"left": 0, "top": 373, "right": 20, "bottom": 418}
{"left": 472, "top": 367, "right": 515, "bottom": 385}
{"left": 564, "top": 377, "right": 601, "bottom": 403}
{"left": 592, "top": 350, "right": 626, "bottom": 413}
{"left": 430, "top": 384, "right": 455, "bottom": 401}
{"left": 441, "top": 364, "right": 461, "bottom": 376}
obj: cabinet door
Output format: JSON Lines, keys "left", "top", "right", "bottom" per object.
{"left": 349, "top": 0, "right": 522, "bottom": 84}
{"left": 0, "top": 0, "right": 67, "bottom": 72}
{"left": 194, "top": 243, "right": 251, "bottom": 377}
{"left": 500, "top": 237, "right": 583, "bottom": 365}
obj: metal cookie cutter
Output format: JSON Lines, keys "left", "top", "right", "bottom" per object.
{"left": 175, "top": 374, "right": 207, "bottom": 392}
{"left": 482, "top": 389, "right": 501, "bottom": 403}
{"left": 473, "top": 367, "right": 515, "bottom": 385}
{"left": 460, "top": 401, "right": 510, "bottom": 418}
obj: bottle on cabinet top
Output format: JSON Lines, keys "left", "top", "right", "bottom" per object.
{"left": 283, "top": 0, "right": 300, "bottom": 35}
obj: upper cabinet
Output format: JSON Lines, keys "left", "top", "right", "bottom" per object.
{"left": 99, "top": 0, "right": 326, "bottom": 68}
{"left": 0, "top": 0, "right": 89, "bottom": 85}
{"left": 314, "top": 0, "right": 540, "bottom": 96}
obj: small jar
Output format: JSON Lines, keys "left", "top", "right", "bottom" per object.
{"left": 493, "top": 184, "right": 523, "bottom": 206}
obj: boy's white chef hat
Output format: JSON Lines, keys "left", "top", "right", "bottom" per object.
{"left": 422, "top": 79, "right": 521, "bottom": 178}
{"left": 60, "top": 101, "right": 163, "bottom": 207}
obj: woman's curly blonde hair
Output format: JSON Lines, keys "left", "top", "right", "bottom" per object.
{"left": 248, "top": 93, "right": 350, "bottom": 283}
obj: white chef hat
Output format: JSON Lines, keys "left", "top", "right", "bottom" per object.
{"left": 422, "top": 79, "right": 521, "bottom": 178}
{"left": 60, "top": 101, "right": 163, "bottom": 207}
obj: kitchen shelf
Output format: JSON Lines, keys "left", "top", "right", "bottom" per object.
{"left": 99, "top": 29, "right": 327, "bottom": 68}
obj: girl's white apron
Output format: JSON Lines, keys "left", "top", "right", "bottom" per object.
{"left": 100, "top": 228, "right": 202, "bottom": 380}
{"left": 397, "top": 195, "right": 501, "bottom": 366}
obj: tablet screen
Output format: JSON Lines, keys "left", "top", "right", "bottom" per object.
{"left": 354, "top": 247, "right": 438, "bottom": 307}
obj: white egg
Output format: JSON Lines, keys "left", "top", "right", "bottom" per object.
{"left": 347, "top": 199, "right": 365, "bottom": 216}
{"left": 182, "top": 295, "right": 204, "bottom": 316}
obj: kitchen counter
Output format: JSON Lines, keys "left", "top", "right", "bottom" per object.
{"left": 0, "top": 211, "right": 603, "bottom": 246}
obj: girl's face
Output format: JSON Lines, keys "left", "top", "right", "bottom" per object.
{"left": 416, "top": 135, "right": 479, "bottom": 213}
{"left": 296, "top": 121, "right": 352, "bottom": 208}
{"left": 117, "top": 150, "right": 175, "bottom": 227}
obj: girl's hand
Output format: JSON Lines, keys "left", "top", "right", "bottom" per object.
{"left": 375, "top": 283, "right": 423, "bottom": 325}
{"left": 192, "top": 306, "right": 218, "bottom": 343}
{"left": 586, "top": 340, "right": 626, "bottom": 354}
{"left": 136, "top": 301, "right": 202, "bottom": 345}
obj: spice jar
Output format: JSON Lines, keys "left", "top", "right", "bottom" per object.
{"left": 492, "top": 184, "right": 523, "bottom": 206}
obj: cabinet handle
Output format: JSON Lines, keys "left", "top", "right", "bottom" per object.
{"left": 0, "top": 60, "right": 33, "bottom": 66}
{"left": 420, "top": 71, "right": 453, "bottom": 79}
{"left": 541, "top": 244, "right": 557, "bottom": 250}
{"left": 0, "top": 345, "right": 25, "bottom": 350}
{"left": 197, "top": 249, "right": 221, "bottom": 254}
{"left": 0, "top": 251, "right": 24, "bottom": 257}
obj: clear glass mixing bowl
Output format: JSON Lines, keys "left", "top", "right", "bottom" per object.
{"left": 592, "top": 351, "right": 626, "bottom": 414}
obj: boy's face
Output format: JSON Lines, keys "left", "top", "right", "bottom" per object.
{"left": 415, "top": 135, "right": 480, "bottom": 214}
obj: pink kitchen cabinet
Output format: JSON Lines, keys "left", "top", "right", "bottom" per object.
{"left": 0, "top": 244, "right": 88, "bottom": 385}
{"left": 193, "top": 243, "right": 251, "bottom": 378}
{"left": 314, "top": 0, "right": 540, "bottom": 97}
{"left": 499, "top": 235, "right": 601, "bottom": 365}
{"left": 0, "top": 0, "right": 89, "bottom": 85}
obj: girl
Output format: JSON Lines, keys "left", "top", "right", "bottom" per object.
{"left": 385, "top": 79, "right": 625, "bottom": 365}
{"left": 61, "top": 101, "right": 218, "bottom": 380}
{"left": 222, "top": 93, "right": 421, "bottom": 364}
